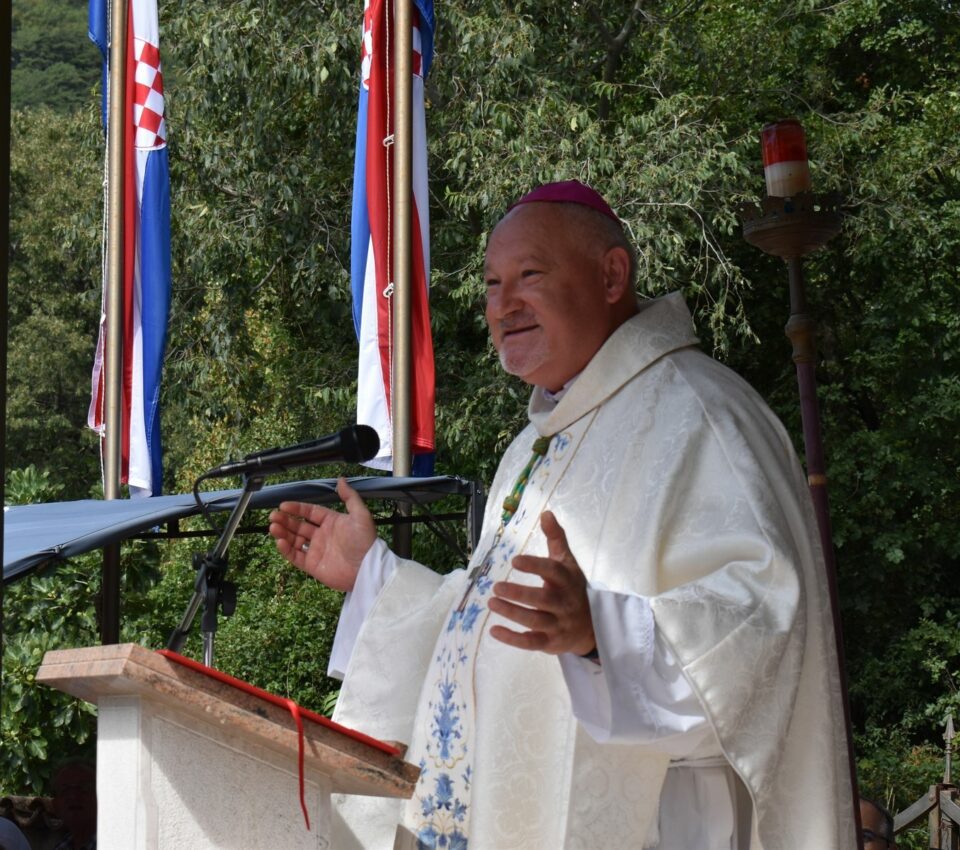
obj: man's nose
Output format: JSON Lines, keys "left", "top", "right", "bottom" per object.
{"left": 489, "top": 277, "right": 522, "bottom": 317}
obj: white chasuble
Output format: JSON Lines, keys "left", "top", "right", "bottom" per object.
{"left": 331, "top": 293, "right": 855, "bottom": 850}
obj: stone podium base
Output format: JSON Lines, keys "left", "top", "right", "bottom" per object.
{"left": 37, "top": 644, "right": 418, "bottom": 850}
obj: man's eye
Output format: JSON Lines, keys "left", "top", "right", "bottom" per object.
{"left": 484, "top": 278, "right": 500, "bottom": 287}
{"left": 521, "top": 269, "right": 542, "bottom": 279}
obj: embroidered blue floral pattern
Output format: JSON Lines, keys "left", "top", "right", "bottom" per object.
{"left": 417, "top": 773, "right": 467, "bottom": 850}
{"left": 409, "top": 434, "right": 558, "bottom": 849}
{"left": 415, "top": 768, "right": 472, "bottom": 848}
{"left": 461, "top": 601, "right": 482, "bottom": 632}
{"left": 429, "top": 675, "right": 463, "bottom": 761}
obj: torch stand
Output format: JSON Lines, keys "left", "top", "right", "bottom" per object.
{"left": 741, "top": 191, "right": 864, "bottom": 844}
{"left": 741, "top": 192, "right": 842, "bottom": 561}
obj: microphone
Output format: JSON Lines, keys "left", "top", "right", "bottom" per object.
{"left": 205, "top": 425, "right": 380, "bottom": 479}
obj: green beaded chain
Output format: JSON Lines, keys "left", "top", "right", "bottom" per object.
{"left": 500, "top": 435, "right": 552, "bottom": 525}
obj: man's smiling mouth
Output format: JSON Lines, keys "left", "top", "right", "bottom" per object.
{"left": 502, "top": 324, "right": 538, "bottom": 338}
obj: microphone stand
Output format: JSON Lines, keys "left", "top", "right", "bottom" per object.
{"left": 166, "top": 472, "right": 265, "bottom": 667}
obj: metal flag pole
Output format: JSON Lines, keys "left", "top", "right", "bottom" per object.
{"left": 105, "top": 0, "right": 126, "bottom": 500}
{"left": 392, "top": 0, "right": 414, "bottom": 556}
{"left": 742, "top": 118, "right": 862, "bottom": 849}
{"left": 1, "top": 0, "right": 11, "bottom": 630}
{"left": 101, "top": 0, "right": 128, "bottom": 643}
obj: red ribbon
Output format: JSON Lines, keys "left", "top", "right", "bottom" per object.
{"left": 282, "top": 697, "right": 309, "bottom": 829}
{"left": 157, "top": 649, "right": 401, "bottom": 830}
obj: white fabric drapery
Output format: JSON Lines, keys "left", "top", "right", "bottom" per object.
{"left": 328, "top": 294, "right": 854, "bottom": 849}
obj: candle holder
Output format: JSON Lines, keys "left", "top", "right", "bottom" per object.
{"left": 739, "top": 192, "right": 843, "bottom": 369}
{"left": 740, "top": 192, "right": 842, "bottom": 259}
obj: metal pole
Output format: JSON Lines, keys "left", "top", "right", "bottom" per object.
{"left": 101, "top": 0, "right": 128, "bottom": 644}
{"left": 785, "top": 258, "right": 833, "bottom": 559}
{"left": 392, "top": 0, "right": 413, "bottom": 556}
{"left": 105, "top": 0, "right": 126, "bottom": 498}
{"left": 784, "top": 255, "right": 863, "bottom": 849}
{"left": 1, "top": 0, "right": 12, "bottom": 641}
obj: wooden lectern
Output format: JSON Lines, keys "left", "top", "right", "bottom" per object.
{"left": 37, "top": 644, "right": 419, "bottom": 849}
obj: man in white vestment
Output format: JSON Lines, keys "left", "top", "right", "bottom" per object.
{"left": 270, "top": 181, "right": 856, "bottom": 849}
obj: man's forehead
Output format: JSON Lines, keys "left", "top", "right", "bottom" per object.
{"left": 484, "top": 208, "right": 560, "bottom": 268}
{"left": 488, "top": 203, "right": 567, "bottom": 242}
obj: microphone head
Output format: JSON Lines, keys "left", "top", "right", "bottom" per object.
{"left": 341, "top": 424, "right": 380, "bottom": 463}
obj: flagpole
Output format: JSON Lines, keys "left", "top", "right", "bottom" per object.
{"left": 105, "top": 0, "right": 126, "bottom": 499}
{"left": 1, "top": 0, "right": 11, "bottom": 613}
{"left": 392, "top": 0, "right": 413, "bottom": 554}
{"left": 101, "top": 0, "right": 128, "bottom": 643}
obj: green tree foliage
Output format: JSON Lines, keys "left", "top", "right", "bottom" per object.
{"left": 7, "top": 105, "right": 103, "bottom": 497}
{"left": 11, "top": 0, "right": 101, "bottom": 112}
{"left": 2, "top": 468, "right": 98, "bottom": 791}
{"left": 4, "top": 3, "right": 959, "bottom": 831}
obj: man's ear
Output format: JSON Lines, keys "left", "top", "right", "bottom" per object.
{"left": 601, "top": 246, "right": 631, "bottom": 304}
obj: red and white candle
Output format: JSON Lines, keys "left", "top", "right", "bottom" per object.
{"left": 761, "top": 119, "right": 811, "bottom": 197}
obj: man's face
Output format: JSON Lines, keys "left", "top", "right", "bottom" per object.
{"left": 483, "top": 204, "right": 619, "bottom": 391}
{"left": 859, "top": 799, "right": 894, "bottom": 848}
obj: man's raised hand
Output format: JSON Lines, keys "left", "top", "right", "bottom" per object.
{"left": 487, "top": 510, "right": 597, "bottom": 657}
{"left": 268, "top": 477, "right": 377, "bottom": 592}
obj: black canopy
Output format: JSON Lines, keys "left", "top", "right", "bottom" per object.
{"left": 3, "top": 475, "right": 484, "bottom": 582}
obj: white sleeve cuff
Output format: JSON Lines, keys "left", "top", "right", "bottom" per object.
{"left": 559, "top": 584, "right": 713, "bottom": 756}
{"left": 327, "top": 538, "right": 398, "bottom": 680}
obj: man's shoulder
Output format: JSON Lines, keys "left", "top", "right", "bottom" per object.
{"left": 606, "top": 345, "right": 792, "bottom": 458}
{"left": 657, "top": 348, "right": 798, "bottom": 467}
{"left": 657, "top": 346, "right": 775, "bottom": 415}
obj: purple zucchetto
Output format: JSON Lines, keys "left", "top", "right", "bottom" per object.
{"left": 507, "top": 179, "right": 621, "bottom": 225}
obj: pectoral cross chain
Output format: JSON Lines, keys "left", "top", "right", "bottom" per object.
{"left": 454, "top": 435, "right": 552, "bottom": 615}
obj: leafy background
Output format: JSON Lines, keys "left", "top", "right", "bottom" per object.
{"left": 4, "top": 1, "right": 959, "bottom": 843}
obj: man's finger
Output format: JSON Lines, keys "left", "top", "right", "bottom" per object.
{"left": 268, "top": 516, "right": 299, "bottom": 546}
{"left": 269, "top": 508, "right": 307, "bottom": 535}
{"left": 541, "top": 510, "right": 574, "bottom": 564}
{"left": 488, "top": 624, "right": 550, "bottom": 652}
{"left": 271, "top": 530, "right": 303, "bottom": 564}
{"left": 510, "top": 554, "right": 568, "bottom": 584}
{"left": 276, "top": 500, "right": 317, "bottom": 520}
{"left": 487, "top": 596, "right": 555, "bottom": 631}
{"left": 269, "top": 508, "right": 295, "bottom": 531}
{"left": 336, "top": 477, "right": 371, "bottom": 516}
{"left": 493, "top": 581, "right": 547, "bottom": 608}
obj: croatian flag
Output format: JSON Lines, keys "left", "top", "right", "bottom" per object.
{"left": 87, "top": 0, "right": 172, "bottom": 497}
{"left": 351, "top": 0, "right": 436, "bottom": 473}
